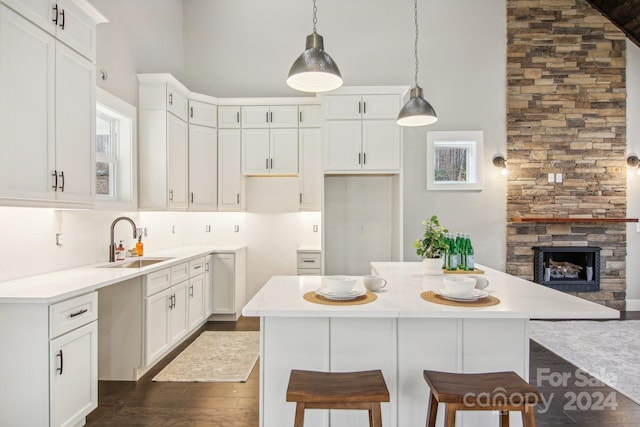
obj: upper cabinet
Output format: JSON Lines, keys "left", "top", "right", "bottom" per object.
{"left": 0, "top": 2, "right": 105, "bottom": 207}
{"left": 188, "top": 96, "right": 218, "bottom": 211}
{"left": 322, "top": 90, "right": 403, "bottom": 173}
{"left": 138, "top": 73, "right": 190, "bottom": 210}
{"left": 218, "top": 106, "right": 241, "bottom": 128}
{"left": 241, "top": 105, "right": 299, "bottom": 129}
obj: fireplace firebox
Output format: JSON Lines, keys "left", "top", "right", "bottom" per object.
{"left": 533, "top": 246, "right": 600, "bottom": 292}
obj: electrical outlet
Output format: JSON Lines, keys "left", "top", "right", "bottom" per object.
{"left": 205, "top": 225, "right": 211, "bottom": 233}
{"left": 547, "top": 173, "right": 555, "bottom": 183}
{"left": 556, "top": 173, "right": 563, "bottom": 183}
{"left": 234, "top": 225, "right": 240, "bottom": 233}
{"left": 172, "top": 225, "right": 176, "bottom": 234}
{"left": 313, "top": 224, "right": 318, "bottom": 232}
{"left": 144, "top": 227, "right": 148, "bottom": 236}
{"left": 55, "top": 233, "right": 63, "bottom": 247}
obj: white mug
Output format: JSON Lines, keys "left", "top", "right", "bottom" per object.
{"left": 363, "top": 275, "right": 387, "bottom": 292}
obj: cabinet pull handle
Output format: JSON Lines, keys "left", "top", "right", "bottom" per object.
{"left": 58, "top": 171, "right": 64, "bottom": 192}
{"left": 358, "top": 153, "right": 361, "bottom": 165}
{"left": 169, "top": 93, "right": 173, "bottom": 105}
{"left": 266, "top": 158, "right": 269, "bottom": 169}
{"left": 69, "top": 308, "right": 88, "bottom": 318}
{"left": 363, "top": 153, "right": 366, "bottom": 165}
{"left": 58, "top": 8, "right": 65, "bottom": 29}
{"left": 266, "top": 112, "right": 269, "bottom": 123}
{"left": 363, "top": 101, "right": 366, "bottom": 114}
{"left": 302, "top": 259, "right": 315, "bottom": 263}
{"left": 236, "top": 193, "right": 240, "bottom": 204}
{"left": 270, "top": 111, "right": 273, "bottom": 123}
{"left": 189, "top": 285, "right": 194, "bottom": 297}
{"left": 300, "top": 193, "right": 302, "bottom": 204}
{"left": 190, "top": 106, "right": 193, "bottom": 118}
{"left": 56, "top": 350, "right": 64, "bottom": 375}
{"left": 52, "top": 4, "right": 59, "bottom": 24}
{"left": 358, "top": 101, "right": 361, "bottom": 114}
{"left": 169, "top": 189, "right": 173, "bottom": 201}
{"left": 270, "top": 158, "right": 273, "bottom": 169}
{"left": 191, "top": 192, "right": 194, "bottom": 203}
{"left": 52, "top": 170, "right": 58, "bottom": 191}
{"left": 168, "top": 295, "right": 173, "bottom": 309}
{"left": 205, "top": 262, "right": 209, "bottom": 272}
{"left": 194, "top": 265, "right": 202, "bottom": 270}
{"left": 236, "top": 112, "right": 240, "bottom": 123}
{"left": 299, "top": 111, "right": 302, "bottom": 123}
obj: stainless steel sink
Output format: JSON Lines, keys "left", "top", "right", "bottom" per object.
{"left": 98, "top": 257, "right": 173, "bottom": 269}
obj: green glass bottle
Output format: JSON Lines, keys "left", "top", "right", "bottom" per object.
{"left": 466, "top": 233, "right": 475, "bottom": 271}
{"left": 448, "top": 233, "right": 459, "bottom": 270}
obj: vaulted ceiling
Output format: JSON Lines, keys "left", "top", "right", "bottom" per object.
{"left": 586, "top": 0, "right": 640, "bottom": 47}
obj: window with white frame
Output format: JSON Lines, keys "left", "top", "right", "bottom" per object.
{"left": 95, "top": 88, "right": 136, "bottom": 208}
{"left": 426, "top": 131, "right": 483, "bottom": 191}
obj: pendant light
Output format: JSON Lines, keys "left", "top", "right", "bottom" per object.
{"left": 397, "top": 0, "right": 437, "bottom": 126}
{"left": 287, "top": 0, "right": 342, "bottom": 93}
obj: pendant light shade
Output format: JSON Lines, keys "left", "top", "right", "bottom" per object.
{"left": 397, "top": 0, "right": 437, "bottom": 127}
{"left": 287, "top": 0, "right": 342, "bottom": 93}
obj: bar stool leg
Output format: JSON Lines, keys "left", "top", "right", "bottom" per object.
{"left": 522, "top": 405, "right": 536, "bottom": 427}
{"left": 426, "top": 393, "right": 438, "bottom": 427}
{"left": 293, "top": 402, "right": 305, "bottom": 427}
{"left": 500, "top": 410, "right": 510, "bottom": 427}
{"left": 370, "top": 402, "right": 383, "bottom": 427}
{"left": 444, "top": 405, "right": 456, "bottom": 427}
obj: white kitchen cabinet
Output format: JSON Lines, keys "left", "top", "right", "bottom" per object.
{"left": 298, "top": 104, "right": 322, "bottom": 128}
{"left": 0, "top": 4, "right": 100, "bottom": 206}
{"left": 138, "top": 74, "right": 190, "bottom": 210}
{"left": 218, "top": 129, "right": 243, "bottom": 210}
{"left": 189, "top": 99, "right": 217, "bottom": 127}
{"left": 145, "top": 287, "right": 171, "bottom": 364}
{"left": 187, "top": 274, "right": 205, "bottom": 330}
{"left": 218, "top": 105, "right": 241, "bottom": 128}
{"left": 241, "top": 105, "right": 298, "bottom": 128}
{"left": 0, "top": 291, "right": 98, "bottom": 426}
{"left": 298, "top": 128, "right": 322, "bottom": 210}
{"left": 211, "top": 249, "right": 246, "bottom": 319}
{"left": 242, "top": 128, "right": 298, "bottom": 175}
{"left": 168, "top": 280, "right": 188, "bottom": 344}
{"left": 188, "top": 124, "right": 217, "bottom": 210}
{"left": 0, "top": 0, "right": 103, "bottom": 61}
{"left": 297, "top": 248, "right": 322, "bottom": 275}
{"left": 323, "top": 92, "right": 401, "bottom": 173}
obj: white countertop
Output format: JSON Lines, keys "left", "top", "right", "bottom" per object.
{"left": 242, "top": 262, "right": 619, "bottom": 319}
{"left": 0, "top": 245, "right": 244, "bottom": 304}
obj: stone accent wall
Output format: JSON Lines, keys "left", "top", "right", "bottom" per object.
{"left": 506, "top": 0, "right": 627, "bottom": 309}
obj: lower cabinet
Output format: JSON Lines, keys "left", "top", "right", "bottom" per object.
{"left": 212, "top": 253, "right": 236, "bottom": 314}
{"left": 187, "top": 274, "right": 205, "bottom": 330}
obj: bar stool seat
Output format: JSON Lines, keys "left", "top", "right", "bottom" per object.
{"left": 423, "top": 370, "right": 541, "bottom": 427}
{"left": 286, "top": 369, "right": 390, "bottom": 427}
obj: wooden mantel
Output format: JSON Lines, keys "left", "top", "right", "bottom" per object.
{"left": 511, "top": 217, "right": 638, "bottom": 223}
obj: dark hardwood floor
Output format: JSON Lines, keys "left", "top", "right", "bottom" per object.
{"left": 87, "top": 313, "right": 640, "bottom": 426}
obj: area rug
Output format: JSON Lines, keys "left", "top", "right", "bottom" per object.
{"left": 530, "top": 320, "right": 640, "bottom": 405}
{"left": 152, "top": 331, "right": 260, "bottom": 382}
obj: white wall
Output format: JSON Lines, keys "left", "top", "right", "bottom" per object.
{"left": 626, "top": 39, "right": 640, "bottom": 309}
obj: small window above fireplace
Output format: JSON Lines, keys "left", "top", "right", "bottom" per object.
{"left": 533, "top": 246, "right": 601, "bottom": 292}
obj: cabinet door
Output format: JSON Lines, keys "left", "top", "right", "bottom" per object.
{"left": 188, "top": 124, "right": 217, "bottom": 210}
{"left": 242, "top": 129, "right": 270, "bottom": 174}
{"left": 0, "top": 5, "right": 56, "bottom": 201}
{"left": 212, "top": 253, "right": 235, "bottom": 314}
{"left": 241, "top": 105, "right": 269, "bottom": 128}
{"left": 360, "top": 94, "right": 400, "bottom": 119}
{"left": 0, "top": 0, "right": 55, "bottom": 36}
{"left": 167, "top": 113, "right": 188, "bottom": 209}
{"left": 145, "top": 289, "right": 171, "bottom": 365}
{"left": 299, "top": 105, "right": 322, "bottom": 128}
{"left": 189, "top": 100, "right": 217, "bottom": 127}
{"left": 169, "top": 281, "right": 189, "bottom": 344}
{"left": 299, "top": 128, "right": 322, "bottom": 210}
{"left": 269, "top": 105, "right": 298, "bottom": 128}
{"left": 218, "top": 106, "right": 241, "bottom": 128}
{"left": 324, "top": 121, "right": 362, "bottom": 171}
{"left": 270, "top": 128, "right": 298, "bottom": 174}
{"left": 55, "top": 0, "right": 98, "bottom": 61}
{"left": 187, "top": 275, "right": 205, "bottom": 331}
{"left": 55, "top": 42, "right": 95, "bottom": 203}
{"left": 50, "top": 321, "right": 97, "bottom": 427}
{"left": 218, "top": 129, "right": 242, "bottom": 210}
{"left": 362, "top": 121, "right": 401, "bottom": 171}
{"left": 204, "top": 256, "right": 213, "bottom": 317}
{"left": 166, "top": 82, "right": 188, "bottom": 121}
{"left": 322, "top": 95, "right": 362, "bottom": 120}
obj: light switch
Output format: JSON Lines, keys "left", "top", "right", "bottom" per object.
{"left": 556, "top": 173, "right": 563, "bottom": 183}
{"left": 547, "top": 173, "right": 555, "bottom": 183}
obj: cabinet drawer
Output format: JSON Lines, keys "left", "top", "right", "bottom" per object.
{"left": 297, "top": 252, "right": 321, "bottom": 269}
{"left": 171, "top": 262, "right": 190, "bottom": 284}
{"left": 298, "top": 268, "right": 321, "bottom": 276}
{"left": 189, "top": 257, "right": 206, "bottom": 277}
{"left": 145, "top": 267, "right": 171, "bottom": 296}
{"left": 49, "top": 291, "right": 98, "bottom": 338}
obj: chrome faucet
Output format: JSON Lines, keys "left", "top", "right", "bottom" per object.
{"left": 109, "top": 216, "right": 137, "bottom": 262}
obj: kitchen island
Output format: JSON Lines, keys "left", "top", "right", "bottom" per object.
{"left": 242, "top": 262, "right": 618, "bottom": 427}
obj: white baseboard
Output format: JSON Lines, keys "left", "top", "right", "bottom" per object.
{"left": 626, "top": 299, "right": 640, "bottom": 311}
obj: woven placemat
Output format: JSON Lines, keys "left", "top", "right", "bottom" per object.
{"left": 421, "top": 290, "right": 500, "bottom": 307}
{"left": 303, "top": 291, "right": 377, "bottom": 306}
{"left": 443, "top": 268, "right": 485, "bottom": 274}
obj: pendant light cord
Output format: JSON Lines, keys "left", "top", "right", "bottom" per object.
{"left": 414, "top": 0, "right": 419, "bottom": 87}
{"left": 312, "top": 0, "right": 318, "bottom": 33}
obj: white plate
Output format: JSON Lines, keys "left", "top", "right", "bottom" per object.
{"left": 316, "top": 288, "right": 365, "bottom": 300}
{"left": 435, "top": 288, "right": 489, "bottom": 302}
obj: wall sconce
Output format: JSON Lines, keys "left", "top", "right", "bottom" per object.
{"left": 627, "top": 155, "right": 640, "bottom": 175}
{"left": 492, "top": 155, "right": 508, "bottom": 176}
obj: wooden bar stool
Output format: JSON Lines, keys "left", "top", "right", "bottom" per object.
{"left": 423, "top": 370, "right": 541, "bottom": 427}
{"left": 286, "top": 369, "right": 390, "bottom": 427}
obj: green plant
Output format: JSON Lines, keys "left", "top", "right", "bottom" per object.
{"left": 414, "top": 215, "right": 449, "bottom": 259}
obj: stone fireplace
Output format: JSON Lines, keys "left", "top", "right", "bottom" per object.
{"left": 506, "top": 0, "right": 627, "bottom": 310}
{"left": 533, "top": 246, "right": 601, "bottom": 292}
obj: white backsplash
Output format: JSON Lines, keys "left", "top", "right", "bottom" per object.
{"left": 0, "top": 207, "right": 321, "bottom": 300}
